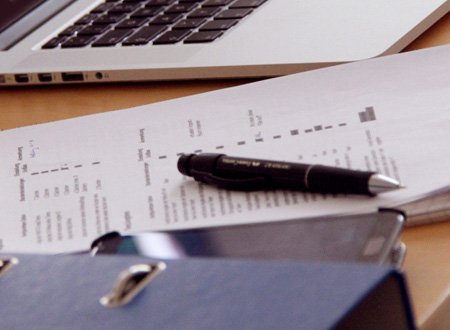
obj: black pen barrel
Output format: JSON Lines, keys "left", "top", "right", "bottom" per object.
{"left": 306, "top": 165, "right": 373, "bottom": 196}
{"left": 178, "top": 153, "right": 375, "bottom": 195}
{"left": 215, "top": 155, "right": 310, "bottom": 189}
{"left": 216, "top": 158, "right": 373, "bottom": 195}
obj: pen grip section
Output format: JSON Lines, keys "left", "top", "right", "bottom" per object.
{"left": 307, "top": 165, "right": 373, "bottom": 196}
{"left": 216, "top": 156, "right": 311, "bottom": 190}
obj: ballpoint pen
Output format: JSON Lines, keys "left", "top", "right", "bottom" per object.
{"left": 177, "top": 153, "right": 402, "bottom": 196}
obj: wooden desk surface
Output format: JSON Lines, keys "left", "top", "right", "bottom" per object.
{"left": 1, "top": 12, "right": 450, "bottom": 327}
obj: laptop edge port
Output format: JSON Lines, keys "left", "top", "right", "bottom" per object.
{"left": 14, "top": 74, "right": 29, "bottom": 83}
{"left": 38, "top": 73, "right": 53, "bottom": 83}
{"left": 61, "top": 72, "right": 84, "bottom": 82}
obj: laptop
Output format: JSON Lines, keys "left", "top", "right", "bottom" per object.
{"left": 1, "top": 0, "right": 449, "bottom": 86}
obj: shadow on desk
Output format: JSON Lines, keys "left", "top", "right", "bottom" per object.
{"left": 421, "top": 288, "right": 450, "bottom": 330}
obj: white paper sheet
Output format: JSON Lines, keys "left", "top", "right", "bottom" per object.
{"left": 1, "top": 45, "right": 449, "bottom": 253}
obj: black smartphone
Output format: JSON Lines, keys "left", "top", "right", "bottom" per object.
{"left": 91, "top": 208, "right": 406, "bottom": 267}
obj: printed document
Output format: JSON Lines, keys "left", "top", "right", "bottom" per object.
{"left": 1, "top": 45, "right": 449, "bottom": 253}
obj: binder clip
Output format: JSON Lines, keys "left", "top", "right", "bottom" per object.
{"left": 100, "top": 261, "right": 166, "bottom": 308}
{"left": 91, "top": 232, "right": 166, "bottom": 308}
{"left": 0, "top": 257, "right": 19, "bottom": 278}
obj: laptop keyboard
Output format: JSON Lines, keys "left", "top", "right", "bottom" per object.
{"left": 42, "top": 0, "right": 267, "bottom": 49}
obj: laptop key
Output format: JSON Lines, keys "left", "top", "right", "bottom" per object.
{"left": 131, "top": 7, "right": 164, "bottom": 18}
{"left": 78, "top": 24, "right": 111, "bottom": 36}
{"left": 109, "top": 3, "right": 142, "bottom": 13}
{"left": 61, "top": 36, "right": 96, "bottom": 48}
{"left": 230, "top": 0, "right": 266, "bottom": 8}
{"left": 215, "top": 8, "right": 252, "bottom": 19}
{"left": 188, "top": 7, "right": 221, "bottom": 18}
{"left": 202, "top": 0, "right": 234, "bottom": 6}
{"left": 92, "top": 29, "right": 133, "bottom": 47}
{"left": 166, "top": 3, "right": 198, "bottom": 14}
{"left": 154, "top": 30, "right": 191, "bottom": 44}
{"left": 91, "top": 3, "right": 115, "bottom": 14}
{"left": 150, "top": 14, "right": 183, "bottom": 25}
{"left": 115, "top": 18, "right": 148, "bottom": 29}
{"left": 75, "top": 14, "right": 99, "bottom": 25}
{"left": 173, "top": 18, "right": 206, "bottom": 29}
{"left": 200, "top": 19, "right": 238, "bottom": 31}
{"left": 122, "top": 25, "right": 168, "bottom": 45}
{"left": 146, "top": 0, "right": 175, "bottom": 6}
{"left": 58, "top": 25, "right": 83, "bottom": 37}
{"left": 93, "top": 13, "right": 127, "bottom": 25}
{"left": 184, "top": 30, "right": 223, "bottom": 43}
{"left": 42, "top": 37, "right": 67, "bottom": 49}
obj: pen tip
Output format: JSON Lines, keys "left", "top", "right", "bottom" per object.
{"left": 368, "top": 174, "right": 403, "bottom": 194}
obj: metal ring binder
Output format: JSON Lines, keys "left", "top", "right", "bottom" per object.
{"left": 100, "top": 262, "right": 166, "bottom": 308}
{"left": 0, "top": 257, "right": 19, "bottom": 278}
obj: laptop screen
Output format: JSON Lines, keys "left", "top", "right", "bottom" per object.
{"left": 0, "top": 0, "right": 47, "bottom": 33}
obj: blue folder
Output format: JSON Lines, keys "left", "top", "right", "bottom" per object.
{"left": 0, "top": 254, "right": 415, "bottom": 329}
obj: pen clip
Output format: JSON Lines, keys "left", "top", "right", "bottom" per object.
{"left": 191, "top": 170, "right": 267, "bottom": 191}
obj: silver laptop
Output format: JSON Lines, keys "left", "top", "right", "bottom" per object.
{"left": 1, "top": 0, "right": 449, "bottom": 86}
